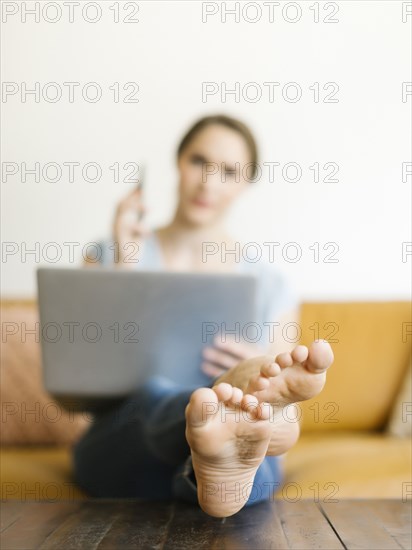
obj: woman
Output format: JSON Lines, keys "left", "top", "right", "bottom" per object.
{"left": 74, "top": 115, "right": 333, "bottom": 518}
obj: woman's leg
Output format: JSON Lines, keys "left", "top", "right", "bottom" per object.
{"left": 244, "top": 456, "right": 282, "bottom": 506}
{"left": 173, "top": 454, "right": 282, "bottom": 507}
{"left": 73, "top": 376, "right": 198, "bottom": 498}
{"left": 73, "top": 375, "right": 282, "bottom": 505}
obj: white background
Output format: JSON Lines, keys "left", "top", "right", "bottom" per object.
{"left": 1, "top": 0, "right": 411, "bottom": 299}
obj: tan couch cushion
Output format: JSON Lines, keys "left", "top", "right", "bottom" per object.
{"left": 1, "top": 433, "right": 410, "bottom": 500}
{"left": 1, "top": 303, "right": 89, "bottom": 445}
{"left": 298, "top": 302, "right": 411, "bottom": 432}
{"left": 386, "top": 359, "right": 412, "bottom": 437}
{"left": 281, "top": 432, "right": 412, "bottom": 499}
{"left": 0, "top": 447, "right": 87, "bottom": 500}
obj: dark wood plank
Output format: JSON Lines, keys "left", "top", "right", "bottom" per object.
{"left": 321, "top": 499, "right": 412, "bottom": 550}
{"left": 365, "top": 500, "right": 412, "bottom": 549}
{"left": 39, "top": 501, "right": 121, "bottom": 549}
{"left": 1, "top": 499, "right": 410, "bottom": 550}
{"left": 216, "top": 499, "right": 290, "bottom": 550}
{"left": 163, "top": 499, "right": 343, "bottom": 549}
{"left": 217, "top": 500, "right": 344, "bottom": 550}
{"left": 0, "top": 501, "right": 24, "bottom": 533}
{"left": 340, "top": 500, "right": 412, "bottom": 550}
{"left": 276, "top": 500, "right": 344, "bottom": 549}
{"left": 162, "top": 501, "right": 225, "bottom": 550}
{"left": 97, "top": 500, "right": 174, "bottom": 549}
{"left": 0, "top": 502, "right": 82, "bottom": 549}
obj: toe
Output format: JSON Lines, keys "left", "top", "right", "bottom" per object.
{"left": 248, "top": 373, "right": 270, "bottom": 392}
{"left": 260, "top": 362, "right": 281, "bottom": 378}
{"left": 186, "top": 388, "right": 219, "bottom": 426}
{"left": 291, "top": 345, "right": 309, "bottom": 364}
{"left": 241, "top": 394, "right": 271, "bottom": 421}
{"left": 228, "top": 387, "right": 243, "bottom": 406}
{"left": 212, "top": 382, "right": 233, "bottom": 402}
{"left": 305, "top": 340, "right": 334, "bottom": 373}
{"left": 241, "top": 394, "right": 261, "bottom": 420}
{"left": 275, "top": 352, "right": 294, "bottom": 369}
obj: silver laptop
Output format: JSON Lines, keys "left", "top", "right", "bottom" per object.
{"left": 37, "top": 267, "right": 257, "bottom": 411}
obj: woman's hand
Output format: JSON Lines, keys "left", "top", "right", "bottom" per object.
{"left": 201, "top": 336, "right": 264, "bottom": 378}
{"left": 113, "top": 186, "right": 147, "bottom": 265}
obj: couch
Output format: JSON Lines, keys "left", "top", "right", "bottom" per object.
{"left": 1, "top": 300, "right": 411, "bottom": 501}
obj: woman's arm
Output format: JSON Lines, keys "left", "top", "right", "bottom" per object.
{"left": 82, "top": 185, "right": 147, "bottom": 269}
{"left": 201, "top": 306, "right": 301, "bottom": 379}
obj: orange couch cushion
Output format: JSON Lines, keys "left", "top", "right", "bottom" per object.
{"left": 0, "top": 447, "right": 87, "bottom": 500}
{"left": 281, "top": 432, "right": 412, "bottom": 499}
{"left": 298, "top": 302, "right": 411, "bottom": 432}
{"left": 1, "top": 303, "right": 89, "bottom": 445}
{"left": 2, "top": 434, "right": 410, "bottom": 501}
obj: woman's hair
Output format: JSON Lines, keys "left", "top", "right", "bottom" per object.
{"left": 177, "top": 114, "right": 259, "bottom": 180}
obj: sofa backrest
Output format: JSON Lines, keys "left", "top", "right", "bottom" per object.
{"left": 1, "top": 302, "right": 89, "bottom": 446}
{"left": 1, "top": 300, "right": 410, "bottom": 445}
{"left": 299, "top": 301, "right": 411, "bottom": 432}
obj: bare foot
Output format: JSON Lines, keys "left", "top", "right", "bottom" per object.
{"left": 185, "top": 382, "right": 272, "bottom": 518}
{"left": 215, "top": 340, "right": 334, "bottom": 457}
{"left": 245, "top": 340, "right": 334, "bottom": 408}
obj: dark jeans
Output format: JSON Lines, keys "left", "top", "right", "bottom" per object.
{"left": 73, "top": 376, "right": 282, "bottom": 507}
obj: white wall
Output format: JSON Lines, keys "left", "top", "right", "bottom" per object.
{"left": 1, "top": 0, "right": 411, "bottom": 299}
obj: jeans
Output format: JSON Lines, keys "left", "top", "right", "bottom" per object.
{"left": 73, "top": 376, "right": 282, "bottom": 506}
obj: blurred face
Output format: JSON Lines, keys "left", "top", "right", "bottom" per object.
{"left": 176, "top": 124, "right": 252, "bottom": 227}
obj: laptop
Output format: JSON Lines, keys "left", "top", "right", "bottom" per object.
{"left": 37, "top": 267, "right": 257, "bottom": 411}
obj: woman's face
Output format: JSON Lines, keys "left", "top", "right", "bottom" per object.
{"left": 176, "top": 124, "right": 252, "bottom": 227}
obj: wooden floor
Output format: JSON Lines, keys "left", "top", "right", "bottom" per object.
{"left": 1, "top": 499, "right": 411, "bottom": 549}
